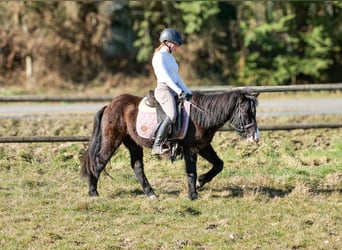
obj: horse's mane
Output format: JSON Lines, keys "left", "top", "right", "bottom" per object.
{"left": 190, "top": 89, "right": 258, "bottom": 128}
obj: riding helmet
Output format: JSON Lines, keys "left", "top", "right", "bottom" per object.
{"left": 159, "top": 28, "right": 183, "bottom": 46}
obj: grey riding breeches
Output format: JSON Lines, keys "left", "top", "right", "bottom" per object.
{"left": 154, "top": 82, "right": 177, "bottom": 123}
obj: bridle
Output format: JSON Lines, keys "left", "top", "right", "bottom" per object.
{"left": 229, "top": 99, "right": 256, "bottom": 134}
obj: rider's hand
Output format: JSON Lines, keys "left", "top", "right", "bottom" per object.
{"left": 179, "top": 91, "right": 192, "bottom": 101}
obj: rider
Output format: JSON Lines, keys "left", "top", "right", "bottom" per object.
{"left": 151, "top": 28, "right": 192, "bottom": 155}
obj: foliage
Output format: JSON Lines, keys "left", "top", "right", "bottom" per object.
{"left": 176, "top": 1, "right": 220, "bottom": 34}
{"left": 237, "top": 3, "right": 336, "bottom": 85}
{"left": 0, "top": 2, "right": 110, "bottom": 86}
{"left": 0, "top": 1, "right": 341, "bottom": 88}
{"left": 130, "top": 1, "right": 179, "bottom": 63}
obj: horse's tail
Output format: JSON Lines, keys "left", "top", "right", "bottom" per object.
{"left": 80, "top": 105, "right": 107, "bottom": 178}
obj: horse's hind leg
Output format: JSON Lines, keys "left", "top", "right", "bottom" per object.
{"left": 198, "top": 144, "right": 224, "bottom": 188}
{"left": 88, "top": 172, "right": 100, "bottom": 197}
{"left": 123, "top": 137, "right": 156, "bottom": 198}
{"left": 88, "top": 136, "right": 122, "bottom": 196}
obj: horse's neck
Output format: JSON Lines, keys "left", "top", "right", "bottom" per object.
{"left": 212, "top": 93, "right": 237, "bottom": 126}
{"left": 192, "top": 92, "right": 237, "bottom": 128}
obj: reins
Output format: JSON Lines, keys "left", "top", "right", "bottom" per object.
{"left": 189, "top": 101, "right": 210, "bottom": 117}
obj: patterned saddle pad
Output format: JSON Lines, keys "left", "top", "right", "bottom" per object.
{"left": 136, "top": 97, "right": 190, "bottom": 140}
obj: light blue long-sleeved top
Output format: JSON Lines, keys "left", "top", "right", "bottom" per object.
{"left": 152, "top": 47, "right": 192, "bottom": 95}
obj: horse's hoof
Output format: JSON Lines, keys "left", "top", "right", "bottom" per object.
{"left": 197, "top": 175, "right": 207, "bottom": 188}
{"left": 189, "top": 193, "right": 198, "bottom": 200}
{"left": 197, "top": 180, "right": 205, "bottom": 189}
{"left": 88, "top": 190, "right": 99, "bottom": 197}
{"left": 148, "top": 194, "right": 158, "bottom": 200}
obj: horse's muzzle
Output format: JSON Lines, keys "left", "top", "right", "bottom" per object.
{"left": 247, "top": 128, "right": 260, "bottom": 142}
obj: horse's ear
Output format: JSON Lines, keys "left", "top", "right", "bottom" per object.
{"left": 241, "top": 88, "right": 259, "bottom": 98}
{"left": 246, "top": 90, "right": 259, "bottom": 98}
{"left": 252, "top": 91, "right": 259, "bottom": 97}
{"left": 238, "top": 93, "right": 244, "bottom": 103}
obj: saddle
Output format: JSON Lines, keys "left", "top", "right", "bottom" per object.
{"left": 136, "top": 90, "right": 191, "bottom": 161}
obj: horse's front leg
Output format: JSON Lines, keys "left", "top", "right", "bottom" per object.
{"left": 198, "top": 144, "right": 223, "bottom": 188}
{"left": 184, "top": 150, "right": 198, "bottom": 200}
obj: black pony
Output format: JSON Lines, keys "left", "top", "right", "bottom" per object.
{"left": 81, "top": 89, "right": 259, "bottom": 200}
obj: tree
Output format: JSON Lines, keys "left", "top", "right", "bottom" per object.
{"left": 235, "top": 1, "right": 338, "bottom": 85}
{"left": 0, "top": 1, "right": 341, "bottom": 89}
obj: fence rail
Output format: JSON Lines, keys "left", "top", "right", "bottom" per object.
{"left": 1, "top": 83, "right": 341, "bottom": 103}
{"left": 194, "top": 83, "right": 342, "bottom": 93}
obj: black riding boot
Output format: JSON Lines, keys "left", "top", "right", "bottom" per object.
{"left": 152, "top": 117, "right": 172, "bottom": 155}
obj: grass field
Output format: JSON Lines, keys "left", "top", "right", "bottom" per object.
{"left": 0, "top": 107, "right": 341, "bottom": 250}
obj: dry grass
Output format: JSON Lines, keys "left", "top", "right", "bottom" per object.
{"left": 0, "top": 111, "right": 341, "bottom": 249}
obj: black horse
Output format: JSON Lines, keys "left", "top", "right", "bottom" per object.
{"left": 81, "top": 89, "right": 259, "bottom": 200}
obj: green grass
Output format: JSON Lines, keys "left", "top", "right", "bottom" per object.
{"left": 0, "top": 117, "right": 341, "bottom": 249}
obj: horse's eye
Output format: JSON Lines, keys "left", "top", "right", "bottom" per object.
{"left": 242, "top": 104, "right": 249, "bottom": 113}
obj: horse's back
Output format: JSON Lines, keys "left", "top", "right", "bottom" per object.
{"left": 104, "top": 93, "right": 141, "bottom": 116}
{"left": 100, "top": 94, "right": 142, "bottom": 135}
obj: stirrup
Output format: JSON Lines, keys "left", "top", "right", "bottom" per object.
{"left": 151, "top": 145, "right": 170, "bottom": 155}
